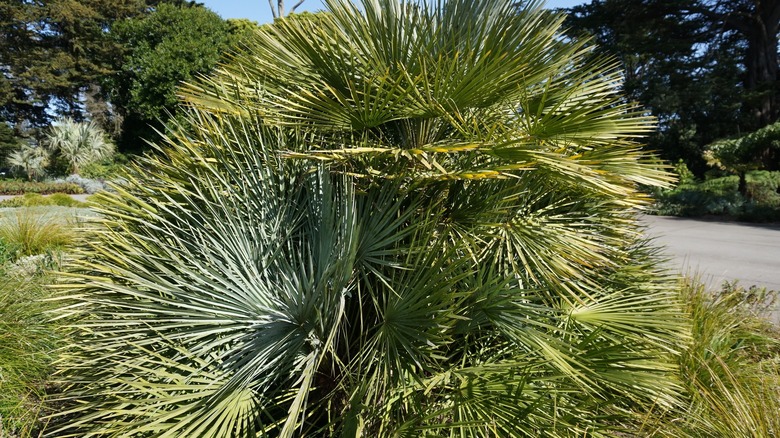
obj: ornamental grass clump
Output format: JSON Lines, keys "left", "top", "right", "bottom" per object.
{"left": 0, "top": 209, "right": 75, "bottom": 259}
{"left": 54, "top": 0, "right": 687, "bottom": 436}
{"left": 637, "top": 279, "right": 780, "bottom": 437}
{"left": 0, "top": 273, "right": 62, "bottom": 437}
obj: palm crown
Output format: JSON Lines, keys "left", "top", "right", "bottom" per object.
{"left": 56, "top": 0, "right": 685, "bottom": 436}
{"left": 45, "top": 117, "right": 114, "bottom": 175}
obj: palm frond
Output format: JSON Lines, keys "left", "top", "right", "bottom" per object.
{"left": 55, "top": 0, "right": 688, "bottom": 435}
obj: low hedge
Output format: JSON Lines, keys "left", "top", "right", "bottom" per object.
{"left": 0, "top": 180, "right": 84, "bottom": 195}
{"left": 652, "top": 170, "right": 780, "bottom": 222}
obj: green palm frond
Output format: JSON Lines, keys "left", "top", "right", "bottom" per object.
{"left": 55, "top": 0, "right": 687, "bottom": 436}
{"left": 45, "top": 117, "right": 115, "bottom": 174}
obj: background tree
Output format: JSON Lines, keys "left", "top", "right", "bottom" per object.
{"left": 564, "top": 0, "right": 780, "bottom": 175}
{"left": 267, "top": 0, "right": 306, "bottom": 19}
{"left": 699, "top": 0, "right": 780, "bottom": 127}
{"left": 105, "top": 3, "right": 234, "bottom": 152}
{"left": 705, "top": 120, "right": 780, "bottom": 196}
{"left": 0, "top": 0, "right": 149, "bottom": 133}
{"left": 226, "top": 17, "right": 262, "bottom": 43}
{"left": 0, "top": 121, "right": 19, "bottom": 167}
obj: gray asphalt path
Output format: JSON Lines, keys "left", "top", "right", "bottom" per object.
{"left": 641, "top": 215, "right": 780, "bottom": 290}
{"left": 641, "top": 215, "right": 780, "bottom": 322}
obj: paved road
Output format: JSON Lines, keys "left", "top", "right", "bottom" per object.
{"left": 641, "top": 215, "right": 780, "bottom": 322}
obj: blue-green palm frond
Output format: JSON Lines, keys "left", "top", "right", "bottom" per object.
{"left": 55, "top": 0, "right": 688, "bottom": 436}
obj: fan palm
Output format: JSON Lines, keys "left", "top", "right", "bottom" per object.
{"left": 7, "top": 144, "right": 49, "bottom": 180}
{"left": 55, "top": 0, "right": 686, "bottom": 436}
{"left": 45, "top": 117, "right": 114, "bottom": 175}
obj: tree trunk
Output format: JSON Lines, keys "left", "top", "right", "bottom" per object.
{"left": 738, "top": 170, "right": 749, "bottom": 198}
{"left": 743, "top": 0, "right": 780, "bottom": 126}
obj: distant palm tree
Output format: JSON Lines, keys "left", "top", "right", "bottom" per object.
{"left": 45, "top": 118, "right": 114, "bottom": 175}
{"left": 7, "top": 144, "right": 49, "bottom": 180}
{"left": 55, "top": 0, "right": 685, "bottom": 436}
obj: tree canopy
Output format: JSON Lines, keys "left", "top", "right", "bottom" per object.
{"left": 564, "top": 0, "right": 780, "bottom": 174}
{"left": 0, "top": 0, "right": 240, "bottom": 152}
{"left": 105, "top": 2, "right": 235, "bottom": 151}
{"left": 0, "top": 0, "right": 149, "bottom": 132}
{"left": 0, "top": 120, "right": 19, "bottom": 167}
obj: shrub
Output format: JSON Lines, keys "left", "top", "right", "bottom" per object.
{"left": 705, "top": 121, "right": 780, "bottom": 178}
{"left": 653, "top": 170, "right": 780, "bottom": 221}
{"left": 745, "top": 170, "right": 780, "bottom": 206}
{"left": 639, "top": 280, "right": 780, "bottom": 436}
{"left": 0, "top": 180, "right": 84, "bottom": 195}
{"left": 53, "top": 174, "right": 110, "bottom": 194}
{"left": 55, "top": 1, "right": 685, "bottom": 436}
{"left": 6, "top": 144, "right": 50, "bottom": 181}
{"left": 46, "top": 193, "right": 86, "bottom": 207}
{"left": 45, "top": 118, "right": 115, "bottom": 175}
{"left": 79, "top": 153, "right": 131, "bottom": 180}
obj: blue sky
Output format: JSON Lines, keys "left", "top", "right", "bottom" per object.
{"left": 199, "top": 0, "right": 587, "bottom": 24}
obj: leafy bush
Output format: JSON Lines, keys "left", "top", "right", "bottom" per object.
{"left": 53, "top": 174, "right": 111, "bottom": 194}
{"left": 79, "top": 153, "right": 131, "bottom": 180}
{"left": 0, "top": 180, "right": 84, "bottom": 195}
{"left": 54, "top": 1, "right": 686, "bottom": 436}
{"left": 745, "top": 170, "right": 780, "bottom": 205}
{"left": 0, "top": 192, "right": 87, "bottom": 208}
{"left": 653, "top": 170, "right": 780, "bottom": 221}
{"left": 705, "top": 120, "right": 780, "bottom": 175}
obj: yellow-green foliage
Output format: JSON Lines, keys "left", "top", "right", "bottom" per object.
{"left": 0, "top": 192, "right": 87, "bottom": 208}
{"left": 0, "top": 180, "right": 83, "bottom": 195}
{"left": 0, "top": 205, "right": 93, "bottom": 436}
{"left": 640, "top": 280, "right": 780, "bottom": 436}
{"left": 53, "top": 1, "right": 688, "bottom": 435}
{"left": 0, "top": 208, "right": 75, "bottom": 257}
{"left": 0, "top": 258, "right": 63, "bottom": 437}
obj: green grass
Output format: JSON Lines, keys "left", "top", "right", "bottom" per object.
{"left": 677, "top": 280, "right": 780, "bottom": 436}
{"left": 0, "top": 208, "right": 77, "bottom": 258}
{"left": 0, "top": 206, "right": 95, "bottom": 436}
{"left": 0, "top": 271, "right": 62, "bottom": 437}
{"left": 638, "top": 279, "right": 780, "bottom": 436}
